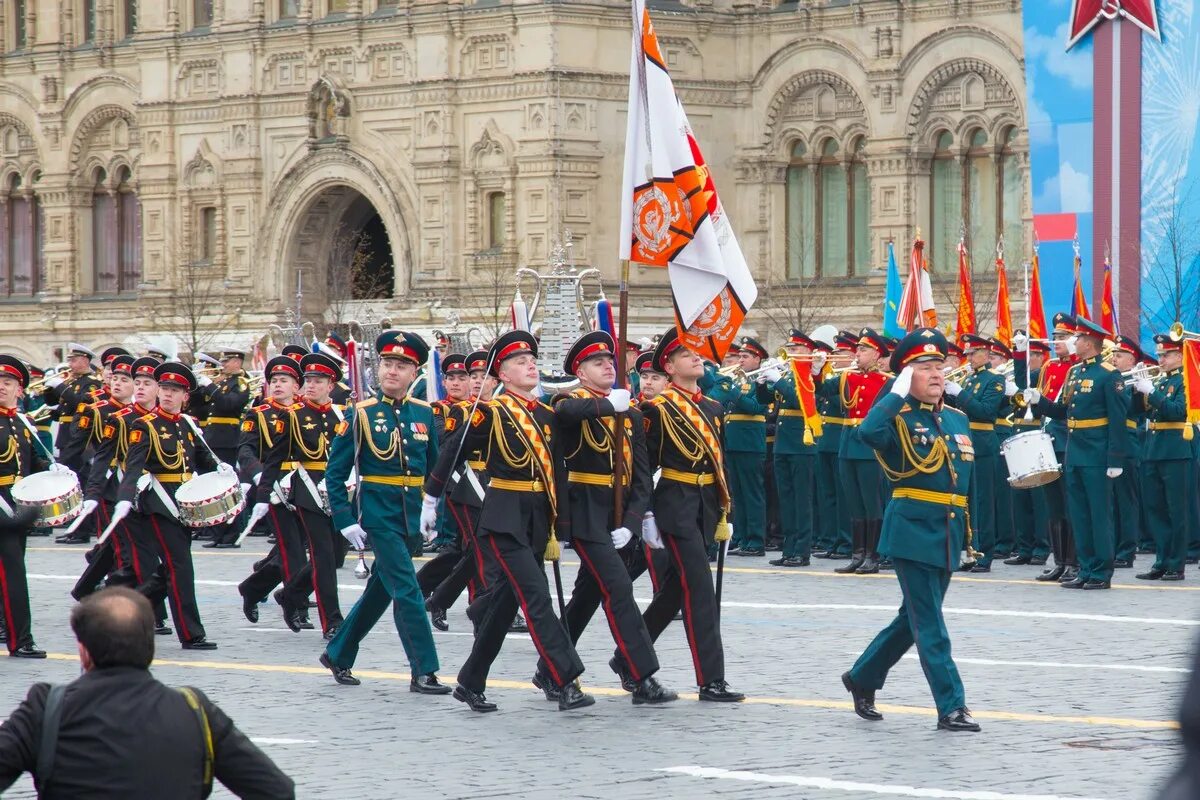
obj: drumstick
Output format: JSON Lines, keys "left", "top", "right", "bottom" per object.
{"left": 97, "top": 509, "right": 127, "bottom": 545}
{"left": 63, "top": 505, "right": 95, "bottom": 536}
{"left": 234, "top": 502, "right": 272, "bottom": 547}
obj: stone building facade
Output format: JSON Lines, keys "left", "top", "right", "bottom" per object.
{"left": 0, "top": 0, "right": 1027, "bottom": 362}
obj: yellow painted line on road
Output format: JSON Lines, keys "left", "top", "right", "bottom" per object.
{"left": 40, "top": 653, "right": 1179, "bottom": 730}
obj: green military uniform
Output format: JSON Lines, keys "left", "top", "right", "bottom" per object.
{"left": 1008, "top": 356, "right": 1051, "bottom": 564}
{"left": 1035, "top": 324, "right": 1126, "bottom": 587}
{"left": 1112, "top": 337, "right": 1148, "bottom": 567}
{"left": 707, "top": 347, "right": 769, "bottom": 555}
{"left": 814, "top": 340, "right": 856, "bottom": 557}
{"left": 1136, "top": 346, "right": 1189, "bottom": 578}
{"left": 844, "top": 328, "right": 975, "bottom": 728}
{"left": 323, "top": 371, "right": 441, "bottom": 678}
{"left": 768, "top": 333, "right": 821, "bottom": 564}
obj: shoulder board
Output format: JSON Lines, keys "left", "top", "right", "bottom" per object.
{"left": 290, "top": 402, "right": 305, "bottom": 410}
{"left": 87, "top": 399, "right": 107, "bottom": 410}
{"left": 432, "top": 405, "right": 443, "bottom": 416}
{"left": 650, "top": 396, "right": 668, "bottom": 407}
{"left": 252, "top": 402, "right": 271, "bottom": 412}
{"left": 1101, "top": 362, "right": 1117, "bottom": 372}
{"left": 899, "top": 403, "right": 911, "bottom": 412}
{"left": 941, "top": 405, "right": 967, "bottom": 418}
{"left": 407, "top": 397, "right": 431, "bottom": 408}
{"left": 137, "top": 412, "right": 157, "bottom": 423}
{"left": 357, "top": 398, "right": 378, "bottom": 409}
{"left": 113, "top": 406, "right": 136, "bottom": 418}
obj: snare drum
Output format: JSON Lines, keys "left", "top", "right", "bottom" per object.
{"left": 175, "top": 471, "right": 246, "bottom": 527}
{"left": 11, "top": 470, "right": 83, "bottom": 527}
{"left": 1001, "top": 430, "right": 1061, "bottom": 489}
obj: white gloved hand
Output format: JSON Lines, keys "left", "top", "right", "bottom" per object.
{"left": 641, "top": 514, "right": 664, "bottom": 549}
{"left": 253, "top": 472, "right": 262, "bottom": 486}
{"left": 217, "top": 462, "right": 235, "bottom": 476}
{"left": 1023, "top": 388, "right": 1041, "bottom": 405}
{"left": 1066, "top": 336, "right": 1078, "bottom": 355}
{"left": 239, "top": 483, "right": 251, "bottom": 497}
{"left": 197, "top": 375, "right": 213, "bottom": 388}
{"left": 811, "top": 351, "right": 827, "bottom": 375}
{"left": 1106, "top": 467, "right": 1124, "bottom": 479}
{"left": 1134, "top": 378, "right": 1154, "bottom": 396}
{"left": 79, "top": 499, "right": 99, "bottom": 518}
{"left": 49, "top": 462, "right": 73, "bottom": 474}
{"left": 112, "top": 500, "right": 133, "bottom": 521}
{"left": 758, "top": 367, "right": 783, "bottom": 385}
{"left": 610, "top": 527, "right": 633, "bottom": 549}
{"left": 607, "top": 388, "right": 632, "bottom": 413}
{"left": 45, "top": 375, "right": 64, "bottom": 389}
{"left": 252, "top": 502, "right": 269, "bottom": 520}
{"left": 340, "top": 524, "right": 367, "bottom": 550}
{"left": 889, "top": 366, "right": 913, "bottom": 397}
{"left": 944, "top": 380, "right": 963, "bottom": 397}
{"left": 420, "top": 494, "right": 439, "bottom": 541}
{"left": 1013, "top": 332, "right": 1028, "bottom": 353}
{"left": 1004, "top": 379, "right": 1018, "bottom": 397}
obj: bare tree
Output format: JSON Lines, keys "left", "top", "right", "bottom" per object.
{"left": 461, "top": 248, "right": 519, "bottom": 341}
{"left": 147, "top": 249, "right": 244, "bottom": 361}
{"left": 323, "top": 223, "right": 393, "bottom": 338}
{"left": 751, "top": 222, "right": 846, "bottom": 346}
{"left": 1142, "top": 176, "right": 1200, "bottom": 332}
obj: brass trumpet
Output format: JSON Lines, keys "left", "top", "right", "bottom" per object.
{"left": 943, "top": 363, "right": 974, "bottom": 382}
{"left": 24, "top": 366, "right": 70, "bottom": 396}
{"left": 1170, "top": 322, "right": 1200, "bottom": 342}
{"left": 1121, "top": 363, "right": 1163, "bottom": 387}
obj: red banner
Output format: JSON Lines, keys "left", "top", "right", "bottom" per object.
{"left": 1028, "top": 253, "right": 1049, "bottom": 341}
{"left": 955, "top": 242, "right": 976, "bottom": 340}
{"left": 1099, "top": 257, "right": 1117, "bottom": 334}
{"left": 995, "top": 255, "right": 1012, "bottom": 347}
{"left": 1184, "top": 340, "right": 1200, "bottom": 429}
{"left": 787, "top": 356, "right": 822, "bottom": 442}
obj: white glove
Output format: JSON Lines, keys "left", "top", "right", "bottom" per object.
{"left": 79, "top": 499, "right": 98, "bottom": 518}
{"left": 45, "top": 375, "right": 64, "bottom": 389}
{"left": 340, "top": 524, "right": 367, "bottom": 550}
{"left": 239, "top": 483, "right": 251, "bottom": 496}
{"left": 1106, "top": 467, "right": 1123, "bottom": 479}
{"left": 607, "top": 388, "right": 632, "bottom": 413}
{"left": 253, "top": 471, "right": 262, "bottom": 486}
{"left": 1013, "top": 332, "right": 1028, "bottom": 353}
{"left": 1004, "top": 379, "right": 1018, "bottom": 397}
{"left": 49, "top": 462, "right": 73, "bottom": 474}
{"left": 889, "top": 366, "right": 913, "bottom": 397}
{"left": 610, "top": 527, "right": 633, "bottom": 549}
{"left": 1023, "top": 388, "right": 1041, "bottom": 405}
{"left": 944, "top": 380, "right": 963, "bottom": 397}
{"left": 420, "top": 494, "right": 439, "bottom": 541}
{"left": 1134, "top": 378, "right": 1154, "bottom": 396}
{"left": 197, "top": 375, "right": 213, "bottom": 388}
{"left": 811, "top": 352, "right": 827, "bottom": 375}
{"left": 112, "top": 500, "right": 133, "bottom": 521}
{"left": 1066, "top": 336, "right": 1078, "bottom": 355}
{"left": 758, "top": 367, "right": 783, "bottom": 385}
{"left": 641, "top": 514, "right": 664, "bottom": 549}
{"left": 252, "top": 502, "right": 269, "bottom": 520}
{"left": 217, "top": 462, "right": 235, "bottom": 476}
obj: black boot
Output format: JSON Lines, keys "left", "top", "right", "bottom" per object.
{"left": 856, "top": 520, "right": 881, "bottom": 574}
{"left": 835, "top": 521, "right": 865, "bottom": 574}
{"left": 1036, "top": 521, "right": 1066, "bottom": 582}
{"left": 1059, "top": 523, "right": 1079, "bottom": 583}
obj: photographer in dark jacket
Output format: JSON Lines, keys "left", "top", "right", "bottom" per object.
{"left": 0, "top": 587, "right": 294, "bottom": 799}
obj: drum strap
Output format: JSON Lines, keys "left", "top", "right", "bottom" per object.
{"left": 149, "top": 475, "right": 181, "bottom": 521}
{"left": 0, "top": 492, "right": 12, "bottom": 518}
{"left": 294, "top": 464, "right": 322, "bottom": 511}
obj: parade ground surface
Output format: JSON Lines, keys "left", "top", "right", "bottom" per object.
{"left": 2, "top": 543, "right": 1191, "bottom": 800}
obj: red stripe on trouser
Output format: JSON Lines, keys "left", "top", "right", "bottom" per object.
{"left": 447, "top": 501, "right": 483, "bottom": 597}
{"left": 125, "top": 518, "right": 145, "bottom": 582}
{"left": 487, "top": 535, "right": 562, "bottom": 687}
{"left": 644, "top": 542, "right": 661, "bottom": 593}
{"left": 0, "top": 559, "right": 15, "bottom": 653}
{"left": 295, "top": 510, "right": 328, "bottom": 631}
{"left": 665, "top": 534, "right": 705, "bottom": 685}
{"left": 148, "top": 516, "right": 191, "bottom": 641}
{"left": 268, "top": 506, "right": 293, "bottom": 580}
{"left": 98, "top": 504, "right": 122, "bottom": 563}
{"left": 574, "top": 539, "right": 640, "bottom": 681}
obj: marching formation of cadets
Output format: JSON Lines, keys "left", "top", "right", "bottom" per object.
{"left": 0, "top": 309, "right": 1191, "bottom": 732}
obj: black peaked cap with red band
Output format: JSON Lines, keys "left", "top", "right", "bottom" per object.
{"left": 652, "top": 326, "right": 686, "bottom": 374}
{"left": 488, "top": 330, "right": 538, "bottom": 378}
{"left": 154, "top": 362, "right": 197, "bottom": 392}
{"left": 265, "top": 355, "right": 302, "bottom": 383}
{"left": 131, "top": 357, "right": 160, "bottom": 379}
{"left": 564, "top": 331, "right": 616, "bottom": 377}
{"left": 100, "top": 346, "right": 131, "bottom": 366}
{"left": 0, "top": 355, "right": 30, "bottom": 388}
{"left": 280, "top": 345, "right": 309, "bottom": 362}
{"left": 109, "top": 354, "right": 136, "bottom": 377}
{"left": 635, "top": 351, "right": 660, "bottom": 375}
{"left": 441, "top": 353, "right": 468, "bottom": 375}
{"left": 300, "top": 353, "right": 343, "bottom": 384}
{"left": 465, "top": 350, "right": 489, "bottom": 374}
{"left": 376, "top": 330, "right": 429, "bottom": 367}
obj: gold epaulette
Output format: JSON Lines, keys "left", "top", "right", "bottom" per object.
{"left": 407, "top": 397, "right": 431, "bottom": 407}
{"left": 941, "top": 405, "right": 967, "bottom": 419}
{"left": 1101, "top": 362, "right": 1117, "bottom": 372}
{"left": 650, "top": 395, "right": 668, "bottom": 407}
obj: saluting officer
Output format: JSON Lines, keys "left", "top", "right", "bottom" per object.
{"left": 319, "top": 331, "right": 449, "bottom": 696}
{"left": 943, "top": 333, "right": 1005, "bottom": 571}
{"left": 112, "top": 362, "right": 226, "bottom": 649}
{"left": 423, "top": 330, "right": 592, "bottom": 713}
{"left": 533, "top": 331, "right": 676, "bottom": 705}
{"left": 0, "top": 354, "right": 52, "bottom": 658}
{"left": 1024, "top": 316, "right": 1127, "bottom": 589}
{"left": 1134, "top": 333, "right": 1189, "bottom": 581}
{"left": 841, "top": 328, "right": 979, "bottom": 733}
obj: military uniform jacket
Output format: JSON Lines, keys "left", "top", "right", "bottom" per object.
{"left": 1139, "top": 367, "right": 1191, "bottom": 462}
{"left": 201, "top": 373, "right": 251, "bottom": 450}
{"left": 83, "top": 403, "right": 153, "bottom": 503}
{"left": 60, "top": 397, "right": 127, "bottom": 476}
{"left": 946, "top": 365, "right": 1004, "bottom": 457}
{"left": 260, "top": 400, "right": 346, "bottom": 514}
{"left": 554, "top": 388, "right": 652, "bottom": 543}
{"left": 331, "top": 382, "right": 352, "bottom": 407}
{"left": 816, "top": 369, "right": 843, "bottom": 454}
{"left": 1036, "top": 354, "right": 1127, "bottom": 468}
{"left": 427, "top": 393, "right": 555, "bottom": 543}
{"left": 1016, "top": 354, "right": 1077, "bottom": 452}
{"left": 44, "top": 372, "right": 103, "bottom": 450}
{"left": 235, "top": 399, "right": 298, "bottom": 498}
{"left": 116, "top": 409, "right": 218, "bottom": 516}
{"left": 770, "top": 372, "right": 817, "bottom": 456}
{"left": 430, "top": 398, "right": 490, "bottom": 509}
{"left": 862, "top": 393, "right": 973, "bottom": 571}
{"left": 327, "top": 392, "right": 437, "bottom": 536}
{"left": 643, "top": 385, "right": 727, "bottom": 541}
{"left": 0, "top": 407, "right": 51, "bottom": 505}
{"left": 705, "top": 379, "right": 768, "bottom": 453}
{"left": 822, "top": 369, "right": 890, "bottom": 461}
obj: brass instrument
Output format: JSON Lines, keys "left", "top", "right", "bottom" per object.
{"left": 24, "top": 405, "right": 54, "bottom": 423}
{"left": 943, "top": 363, "right": 974, "bottom": 382}
{"left": 1169, "top": 322, "right": 1200, "bottom": 342}
{"left": 24, "top": 365, "right": 70, "bottom": 396}
{"left": 1121, "top": 363, "right": 1163, "bottom": 387}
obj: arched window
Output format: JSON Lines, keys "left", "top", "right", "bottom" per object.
{"left": 849, "top": 137, "right": 870, "bottom": 273}
{"left": 279, "top": 0, "right": 300, "bottom": 19}
{"left": 1000, "top": 128, "right": 1022, "bottom": 258}
{"left": 966, "top": 128, "right": 996, "bottom": 266}
{"left": 0, "top": 173, "right": 42, "bottom": 297}
{"left": 193, "top": 0, "right": 214, "bottom": 29}
{"left": 487, "top": 192, "right": 506, "bottom": 250}
{"left": 122, "top": 0, "right": 137, "bottom": 37}
{"left": 82, "top": 0, "right": 97, "bottom": 44}
{"left": 10, "top": 0, "right": 27, "bottom": 51}
{"left": 818, "top": 139, "right": 847, "bottom": 278}
{"left": 930, "top": 131, "right": 962, "bottom": 272}
{"left": 92, "top": 168, "right": 141, "bottom": 294}
{"left": 785, "top": 141, "right": 815, "bottom": 279}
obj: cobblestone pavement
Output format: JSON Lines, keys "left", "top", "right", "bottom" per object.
{"left": 1, "top": 540, "right": 1194, "bottom": 799}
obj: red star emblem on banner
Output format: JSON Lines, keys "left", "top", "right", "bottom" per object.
{"left": 1067, "top": 0, "right": 1160, "bottom": 50}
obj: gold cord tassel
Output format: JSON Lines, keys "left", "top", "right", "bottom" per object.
{"left": 802, "top": 426, "right": 815, "bottom": 446}
{"left": 544, "top": 533, "right": 561, "bottom": 561}
{"left": 1187, "top": 424, "right": 1195, "bottom": 442}
{"left": 714, "top": 512, "right": 732, "bottom": 543}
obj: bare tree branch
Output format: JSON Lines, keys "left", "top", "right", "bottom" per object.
{"left": 147, "top": 249, "right": 243, "bottom": 361}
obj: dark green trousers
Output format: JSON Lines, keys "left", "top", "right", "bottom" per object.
{"left": 839, "top": 458, "right": 882, "bottom": 521}
{"left": 1112, "top": 458, "right": 1141, "bottom": 563}
{"left": 817, "top": 451, "right": 850, "bottom": 553}
{"left": 849, "top": 557, "right": 966, "bottom": 717}
{"left": 993, "top": 455, "right": 1015, "bottom": 557}
{"left": 1064, "top": 465, "right": 1115, "bottom": 582}
{"left": 1015, "top": 486, "right": 1050, "bottom": 560}
{"left": 1145, "top": 459, "right": 1189, "bottom": 572}
{"left": 728, "top": 451, "right": 766, "bottom": 550}
{"left": 968, "top": 454, "right": 997, "bottom": 566}
{"left": 774, "top": 453, "right": 815, "bottom": 558}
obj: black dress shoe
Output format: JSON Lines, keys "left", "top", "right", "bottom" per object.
{"left": 1113, "top": 559, "right": 1134, "bottom": 568}
{"left": 10, "top": 644, "right": 47, "bottom": 659}
{"left": 609, "top": 656, "right": 637, "bottom": 693}
{"left": 1136, "top": 568, "right": 1165, "bottom": 580}
{"left": 632, "top": 676, "right": 678, "bottom": 705}
{"left": 55, "top": 533, "right": 90, "bottom": 545}
{"left": 202, "top": 540, "right": 221, "bottom": 548}
{"left": 878, "top": 558, "right": 894, "bottom": 570}
{"left": 1163, "top": 571, "right": 1186, "bottom": 581}
{"left": 1003, "top": 554, "right": 1031, "bottom": 565}
{"left": 782, "top": 557, "right": 810, "bottom": 567}
{"left": 320, "top": 652, "right": 360, "bottom": 685}
{"left": 1060, "top": 577, "right": 1086, "bottom": 589}
{"left": 768, "top": 557, "right": 787, "bottom": 566}
{"left": 955, "top": 560, "right": 977, "bottom": 572}
{"left": 297, "top": 617, "right": 315, "bottom": 630}
{"left": 454, "top": 685, "right": 497, "bottom": 712}
{"left": 426, "top": 600, "right": 449, "bottom": 632}
{"left": 698, "top": 680, "right": 745, "bottom": 702}
{"left": 323, "top": 625, "right": 339, "bottom": 641}
{"left": 558, "top": 682, "right": 596, "bottom": 711}
{"left": 841, "top": 671, "right": 882, "bottom": 720}
{"left": 735, "top": 548, "right": 765, "bottom": 557}
{"left": 532, "top": 670, "right": 562, "bottom": 701}
{"left": 970, "top": 565, "right": 991, "bottom": 573}
{"left": 1036, "top": 564, "right": 1065, "bottom": 582}
{"left": 1029, "top": 556, "right": 1048, "bottom": 565}
{"left": 155, "top": 624, "right": 173, "bottom": 636}
{"left": 241, "top": 595, "right": 259, "bottom": 624}
{"left": 509, "top": 613, "right": 528, "bottom": 634}
{"left": 1082, "top": 579, "right": 1111, "bottom": 590}
{"left": 937, "top": 707, "right": 981, "bottom": 732}
{"left": 273, "top": 590, "right": 302, "bottom": 633}
{"left": 410, "top": 673, "right": 453, "bottom": 695}
{"left": 1059, "top": 567, "right": 1079, "bottom": 583}
{"left": 181, "top": 638, "right": 218, "bottom": 650}
{"left": 216, "top": 542, "right": 240, "bottom": 549}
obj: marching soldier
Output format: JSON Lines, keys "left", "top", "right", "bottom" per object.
{"left": 825, "top": 328, "right": 891, "bottom": 574}
{"left": 943, "top": 333, "right": 1005, "bottom": 571}
{"left": 319, "top": 331, "right": 449, "bottom": 696}
{"left": 1005, "top": 334, "right": 1051, "bottom": 566}
{"left": 258, "top": 353, "right": 348, "bottom": 638}
{"left": 1135, "top": 333, "right": 1189, "bottom": 581}
{"left": 636, "top": 351, "right": 668, "bottom": 402}
{"left": 43, "top": 344, "right": 104, "bottom": 460}
{"left": 988, "top": 338, "right": 1017, "bottom": 562}
{"left": 196, "top": 349, "right": 251, "bottom": 547}
{"left": 1111, "top": 336, "right": 1149, "bottom": 569}
{"left": 1024, "top": 316, "right": 1126, "bottom": 589}
{"left": 423, "top": 330, "right": 592, "bottom": 712}
{"left": 0, "top": 354, "right": 52, "bottom": 658}
{"left": 112, "top": 361, "right": 226, "bottom": 649}
{"left": 767, "top": 330, "right": 821, "bottom": 566}
{"left": 813, "top": 332, "right": 856, "bottom": 559}
{"left": 532, "top": 330, "right": 676, "bottom": 705}
{"left": 841, "top": 328, "right": 980, "bottom": 733}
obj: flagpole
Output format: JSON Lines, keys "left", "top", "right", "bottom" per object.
{"left": 1023, "top": 258, "right": 1032, "bottom": 420}
{"left": 613, "top": 259, "right": 630, "bottom": 534}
